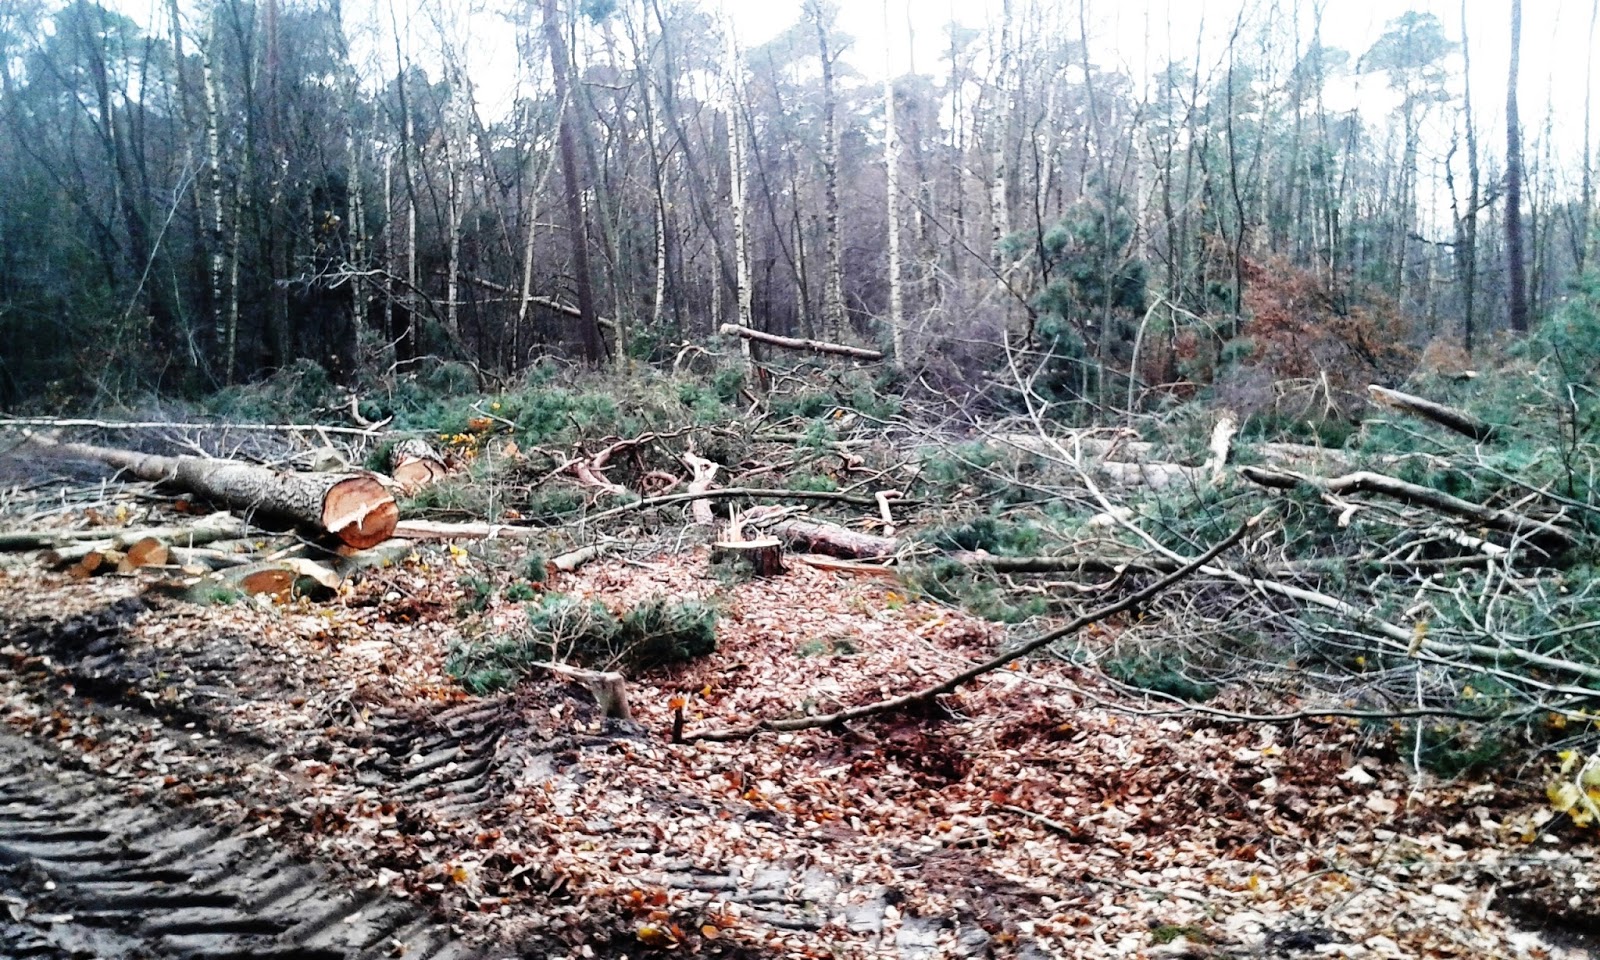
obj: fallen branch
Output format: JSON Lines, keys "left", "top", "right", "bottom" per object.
{"left": 1368, "top": 384, "right": 1499, "bottom": 443}
{"left": 28, "top": 439, "right": 397, "bottom": 549}
{"left": 550, "top": 542, "right": 614, "bottom": 573}
{"left": 394, "top": 520, "right": 544, "bottom": 540}
{"left": 5, "top": 511, "right": 247, "bottom": 554}
{"left": 574, "top": 486, "right": 904, "bottom": 526}
{"left": 718, "top": 323, "right": 885, "bottom": 361}
{"left": 686, "top": 514, "right": 1259, "bottom": 741}
{"left": 1242, "top": 466, "right": 1573, "bottom": 551}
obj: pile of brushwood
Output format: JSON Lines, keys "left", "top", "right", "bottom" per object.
{"left": 3, "top": 310, "right": 1600, "bottom": 820}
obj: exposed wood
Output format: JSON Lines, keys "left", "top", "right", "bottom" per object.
{"left": 38, "top": 513, "right": 251, "bottom": 567}
{"left": 718, "top": 323, "right": 884, "bottom": 361}
{"left": 711, "top": 537, "right": 785, "bottom": 577}
{"left": 687, "top": 516, "right": 1258, "bottom": 741}
{"left": 1205, "top": 413, "right": 1238, "bottom": 482}
{"left": 1367, "top": 385, "right": 1499, "bottom": 442}
{"left": 1242, "top": 466, "right": 1572, "bottom": 550}
{"left": 791, "top": 554, "right": 899, "bottom": 578}
{"left": 29, "top": 438, "right": 396, "bottom": 549}
{"left": 394, "top": 520, "right": 543, "bottom": 540}
{"left": 389, "top": 437, "right": 450, "bottom": 492}
{"left": 682, "top": 452, "right": 720, "bottom": 525}
{"left": 528, "top": 660, "right": 632, "bottom": 720}
{"left": 764, "top": 519, "right": 899, "bottom": 560}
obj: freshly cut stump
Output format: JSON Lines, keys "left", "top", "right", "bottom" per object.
{"left": 711, "top": 537, "right": 786, "bottom": 577}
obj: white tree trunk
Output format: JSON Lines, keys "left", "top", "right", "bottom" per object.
{"left": 883, "top": 0, "right": 904, "bottom": 367}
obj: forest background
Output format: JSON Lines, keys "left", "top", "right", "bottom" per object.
{"left": 2, "top": 0, "right": 1596, "bottom": 412}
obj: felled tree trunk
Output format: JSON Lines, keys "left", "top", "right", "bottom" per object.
{"left": 766, "top": 519, "right": 899, "bottom": 560}
{"left": 1368, "top": 385, "right": 1498, "bottom": 442}
{"left": 389, "top": 438, "right": 449, "bottom": 492}
{"left": 38, "top": 439, "right": 397, "bottom": 549}
{"left": 718, "top": 323, "right": 884, "bottom": 361}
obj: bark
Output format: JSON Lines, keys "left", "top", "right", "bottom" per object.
{"left": 711, "top": 537, "right": 785, "bottom": 577}
{"left": 725, "top": 30, "right": 752, "bottom": 343}
{"left": 883, "top": 0, "right": 904, "bottom": 367}
{"left": 542, "top": 0, "right": 605, "bottom": 363}
{"left": 765, "top": 519, "right": 899, "bottom": 560}
{"left": 718, "top": 323, "right": 884, "bottom": 361}
{"left": 808, "top": 0, "right": 846, "bottom": 337}
{"left": 1505, "top": 0, "right": 1529, "bottom": 334}
{"left": 1367, "top": 384, "right": 1498, "bottom": 442}
{"left": 550, "top": 542, "right": 615, "bottom": 573}
{"left": 1459, "top": 0, "right": 1482, "bottom": 355}
{"left": 35, "top": 440, "right": 397, "bottom": 549}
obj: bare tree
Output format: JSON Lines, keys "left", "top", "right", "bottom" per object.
{"left": 1506, "top": 0, "right": 1528, "bottom": 334}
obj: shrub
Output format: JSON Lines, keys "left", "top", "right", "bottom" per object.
{"left": 447, "top": 593, "right": 719, "bottom": 694}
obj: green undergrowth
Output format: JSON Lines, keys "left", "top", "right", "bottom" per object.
{"left": 448, "top": 593, "right": 718, "bottom": 694}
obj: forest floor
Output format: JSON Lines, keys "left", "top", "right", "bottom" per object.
{"left": 1, "top": 450, "right": 1596, "bottom": 960}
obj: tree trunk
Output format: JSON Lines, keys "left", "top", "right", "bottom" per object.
{"left": 542, "top": 0, "right": 605, "bottom": 363}
{"left": 883, "top": 0, "right": 904, "bottom": 367}
{"left": 1459, "top": 0, "right": 1482, "bottom": 356}
{"left": 1505, "top": 0, "right": 1528, "bottom": 334}
{"left": 38, "top": 440, "right": 397, "bottom": 549}
{"left": 809, "top": 0, "right": 846, "bottom": 338}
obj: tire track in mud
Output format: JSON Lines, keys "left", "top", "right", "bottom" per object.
{"left": 0, "top": 730, "right": 480, "bottom": 960}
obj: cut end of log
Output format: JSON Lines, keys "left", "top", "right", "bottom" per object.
{"left": 393, "top": 457, "right": 449, "bottom": 493}
{"left": 321, "top": 476, "right": 400, "bottom": 549}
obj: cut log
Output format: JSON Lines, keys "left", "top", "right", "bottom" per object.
{"left": 1368, "top": 385, "right": 1498, "bottom": 442}
{"left": 39, "top": 512, "right": 250, "bottom": 567}
{"left": 718, "top": 323, "right": 884, "bottom": 361}
{"left": 389, "top": 438, "right": 450, "bottom": 492}
{"left": 711, "top": 537, "right": 786, "bottom": 577}
{"left": 30, "top": 439, "right": 396, "bottom": 549}
{"left": 765, "top": 519, "right": 899, "bottom": 560}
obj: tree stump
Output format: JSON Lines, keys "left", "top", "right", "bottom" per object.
{"left": 711, "top": 537, "right": 786, "bottom": 578}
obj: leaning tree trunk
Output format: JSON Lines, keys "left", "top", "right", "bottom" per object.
{"left": 40, "top": 440, "right": 397, "bottom": 548}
